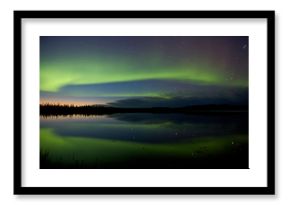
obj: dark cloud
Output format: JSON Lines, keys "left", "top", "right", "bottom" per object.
{"left": 109, "top": 93, "right": 248, "bottom": 108}
{"left": 41, "top": 79, "right": 248, "bottom": 107}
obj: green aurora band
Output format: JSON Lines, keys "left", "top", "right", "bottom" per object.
{"left": 40, "top": 57, "right": 248, "bottom": 92}
{"left": 40, "top": 36, "right": 248, "bottom": 105}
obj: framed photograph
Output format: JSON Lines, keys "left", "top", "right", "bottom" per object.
{"left": 14, "top": 11, "right": 275, "bottom": 194}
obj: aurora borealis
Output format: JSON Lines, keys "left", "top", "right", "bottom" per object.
{"left": 40, "top": 36, "right": 249, "bottom": 169}
{"left": 40, "top": 36, "right": 248, "bottom": 107}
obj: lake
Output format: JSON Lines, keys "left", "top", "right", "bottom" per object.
{"left": 40, "top": 112, "right": 248, "bottom": 169}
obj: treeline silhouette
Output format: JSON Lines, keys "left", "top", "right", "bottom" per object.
{"left": 40, "top": 103, "right": 248, "bottom": 116}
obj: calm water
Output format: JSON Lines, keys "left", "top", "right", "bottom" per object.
{"left": 40, "top": 113, "right": 248, "bottom": 169}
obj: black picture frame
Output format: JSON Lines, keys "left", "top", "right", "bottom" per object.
{"left": 14, "top": 10, "right": 275, "bottom": 195}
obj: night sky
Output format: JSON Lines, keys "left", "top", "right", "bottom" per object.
{"left": 40, "top": 36, "right": 248, "bottom": 107}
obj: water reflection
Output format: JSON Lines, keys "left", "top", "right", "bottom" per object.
{"left": 40, "top": 113, "right": 248, "bottom": 169}
{"left": 41, "top": 113, "right": 247, "bottom": 143}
